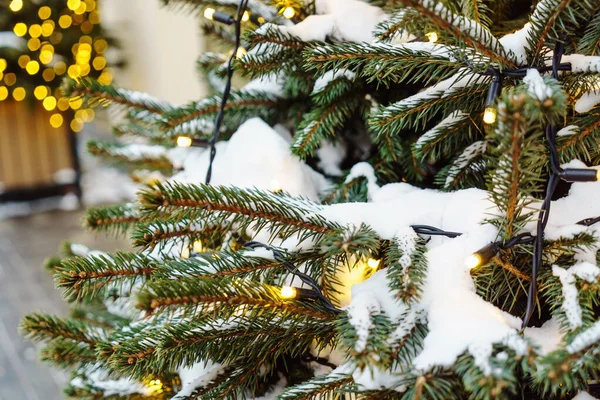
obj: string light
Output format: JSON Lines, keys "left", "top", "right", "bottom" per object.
{"left": 192, "top": 240, "right": 204, "bottom": 253}
{"left": 204, "top": 8, "right": 216, "bottom": 20}
{"left": 242, "top": 11, "right": 250, "bottom": 21}
{"left": 49, "top": 113, "right": 63, "bottom": 128}
{"left": 366, "top": 258, "right": 380, "bottom": 270}
{"left": 4, "top": 73, "right": 16, "bottom": 86}
{"left": 270, "top": 179, "right": 282, "bottom": 193}
{"left": 29, "top": 24, "right": 42, "bottom": 38}
{"left": 38, "top": 6, "right": 52, "bottom": 19}
{"left": 26, "top": 60, "right": 40, "bottom": 75}
{"left": 483, "top": 106, "right": 497, "bottom": 124}
{"left": 28, "top": 38, "right": 41, "bottom": 51}
{"left": 282, "top": 6, "right": 296, "bottom": 19}
{"left": 146, "top": 379, "right": 163, "bottom": 394}
{"left": 42, "top": 68, "right": 55, "bottom": 82}
{"left": 43, "top": 96, "right": 57, "bottom": 111}
{"left": 0, "top": 87, "right": 8, "bottom": 101}
{"left": 41, "top": 20, "right": 55, "bottom": 37}
{"left": 12, "top": 87, "right": 26, "bottom": 101}
{"left": 280, "top": 286, "right": 297, "bottom": 299}
{"left": 67, "top": 0, "right": 82, "bottom": 11}
{"left": 9, "top": 0, "right": 23, "bottom": 12}
{"left": 58, "top": 15, "right": 72, "bottom": 29}
{"left": 177, "top": 136, "right": 193, "bottom": 147}
{"left": 13, "top": 23, "right": 27, "bottom": 37}
{"left": 69, "top": 97, "right": 83, "bottom": 110}
{"left": 34, "top": 86, "right": 48, "bottom": 100}
{"left": 0, "top": 59, "right": 6, "bottom": 72}
{"left": 425, "top": 31, "right": 438, "bottom": 43}
{"left": 236, "top": 47, "right": 247, "bottom": 58}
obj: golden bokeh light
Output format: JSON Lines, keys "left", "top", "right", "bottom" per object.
{"left": 43, "top": 96, "right": 57, "bottom": 111}
{"left": 4, "top": 73, "right": 17, "bottom": 86}
{"left": 9, "top": 0, "right": 23, "bottom": 12}
{"left": 58, "top": 15, "right": 72, "bottom": 29}
{"left": 29, "top": 24, "right": 42, "bottom": 38}
{"left": 12, "top": 87, "right": 26, "bottom": 101}
{"left": 54, "top": 61, "right": 67, "bottom": 75}
{"left": 13, "top": 23, "right": 27, "bottom": 37}
{"left": 42, "top": 68, "right": 55, "bottom": 82}
{"left": 92, "top": 56, "right": 106, "bottom": 70}
{"left": 0, "top": 87, "right": 8, "bottom": 101}
{"left": 70, "top": 118, "right": 84, "bottom": 132}
{"left": 28, "top": 38, "right": 41, "bottom": 51}
{"left": 26, "top": 60, "right": 40, "bottom": 75}
{"left": 38, "top": 6, "right": 52, "bottom": 19}
{"left": 34, "top": 85, "right": 48, "bottom": 100}
{"left": 49, "top": 113, "right": 63, "bottom": 128}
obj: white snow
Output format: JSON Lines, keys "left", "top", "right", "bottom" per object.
{"left": 557, "top": 125, "right": 579, "bottom": 137}
{"left": 313, "top": 69, "right": 356, "bottom": 93}
{"left": 561, "top": 54, "right": 600, "bottom": 73}
{"left": 415, "top": 111, "right": 468, "bottom": 151}
{"left": 575, "top": 91, "right": 600, "bottom": 113}
{"left": 524, "top": 318, "right": 563, "bottom": 355}
{"left": 498, "top": 23, "right": 531, "bottom": 65}
{"left": 445, "top": 141, "right": 486, "bottom": 188}
{"left": 573, "top": 392, "right": 599, "bottom": 400}
{"left": 553, "top": 262, "right": 600, "bottom": 329}
{"left": 176, "top": 362, "right": 224, "bottom": 399}
{"left": 523, "top": 69, "right": 553, "bottom": 102}
{"left": 567, "top": 319, "right": 600, "bottom": 354}
{"left": 316, "top": 141, "right": 346, "bottom": 177}
{"left": 345, "top": 162, "right": 379, "bottom": 201}
{"left": 71, "top": 366, "right": 152, "bottom": 397}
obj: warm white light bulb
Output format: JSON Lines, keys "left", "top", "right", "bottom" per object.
{"left": 366, "top": 258, "right": 380, "bottom": 270}
{"left": 270, "top": 179, "right": 282, "bottom": 193}
{"left": 242, "top": 11, "right": 250, "bottom": 21}
{"left": 177, "top": 136, "right": 192, "bottom": 147}
{"left": 236, "top": 47, "right": 247, "bottom": 58}
{"left": 426, "top": 31, "right": 438, "bottom": 43}
{"left": 280, "top": 286, "right": 296, "bottom": 299}
{"left": 204, "top": 8, "right": 216, "bottom": 20}
{"left": 596, "top": 170, "right": 600, "bottom": 181}
{"left": 192, "top": 240, "right": 204, "bottom": 253}
{"left": 282, "top": 6, "right": 296, "bottom": 19}
{"left": 483, "top": 107, "right": 497, "bottom": 124}
{"left": 465, "top": 253, "right": 482, "bottom": 270}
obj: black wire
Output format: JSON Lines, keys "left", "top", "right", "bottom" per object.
{"left": 204, "top": 0, "right": 249, "bottom": 185}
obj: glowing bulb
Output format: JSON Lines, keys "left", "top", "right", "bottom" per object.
{"left": 236, "top": 47, "right": 247, "bottom": 58}
{"left": 596, "top": 170, "right": 600, "bottom": 181}
{"left": 425, "top": 31, "right": 438, "bottom": 43}
{"left": 0, "top": 87, "right": 8, "bottom": 101}
{"left": 147, "top": 378, "right": 163, "bottom": 394}
{"left": 58, "top": 15, "right": 72, "bottom": 29}
{"left": 366, "top": 258, "right": 380, "bottom": 270}
{"left": 177, "top": 136, "right": 193, "bottom": 147}
{"left": 34, "top": 86, "right": 48, "bottom": 100}
{"left": 483, "top": 107, "right": 497, "bottom": 124}
{"left": 280, "top": 286, "right": 296, "bottom": 299}
{"left": 242, "top": 11, "right": 250, "bottom": 21}
{"left": 26, "top": 60, "right": 40, "bottom": 75}
{"left": 9, "top": 0, "right": 23, "bottom": 12}
{"left": 49, "top": 113, "right": 63, "bottom": 128}
{"left": 42, "top": 68, "right": 55, "bottom": 82}
{"left": 38, "top": 6, "right": 52, "bottom": 19}
{"left": 465, "top": 253, "right": 483, "bottom": 270}
{"left": 12, "top": 87, "right": 26, "bottom": 101}
{"left": 270, "top": 179, "right": 282, "bottom": 193}
{"left": 257, "top": 16, "right": 266, "bottom": 24}
{"left": 282, "top": 6, "right": 296, "bottom": 19}
{"left": 43, "top": 96, "right": 57, "bottom": 111}
{"left": 181, "top": 246, "right": 190, "bottom": 259}
{"left": 0, "top": 59, "right": 6, "bottom": 72}
{"left": 92, "top": 56, "right": 106, "bottom": 70}
{"left": 192, "top": 240, "right": 204, "bottom": 253}
{"left": 204, "top": 8, "right": 216, "bottom": 20}
{"left": 67, "top": 0, "right": 82, "bottom": 11}
{"left": 13, "top": 23, "right": 27, "bottom": 37}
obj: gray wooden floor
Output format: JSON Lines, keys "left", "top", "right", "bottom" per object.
{"left": 0, "top": 210, "right": 128, "bottom": 400}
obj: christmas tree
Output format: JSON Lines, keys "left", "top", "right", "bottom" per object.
{"left": 20, "top": 0, "right": 600, "bottom": 398}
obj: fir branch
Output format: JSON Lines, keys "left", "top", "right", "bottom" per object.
{"left": 385, "top": 235, "right": 428, "bottom": 303}
{"left": 374, "top": 8, "right": 423, "bottom": 42}
{"left": 40, "top": 339, "right": 98, "bottom": 369}
{"left": 394, "top": 0, "right": 516, "bottom": 67}
{"left": 131, "top": 219, "right": 227, "bottom": 251}
{"left": 20, "top": 314, "right": 101, "bottom": 345}
{"left": 137, "top": 276, "right": 339, "bottom": 321}
{"left": 578, "top": 10, "right": 600, "bottom": 55}
{"left": 557, "top": 107, "right": 600, "bottom": 162}
{"left": 306, "top": 42, "right": 463, "bottom": 87}
{"left": 55, "top": 252, "right": 157, "bottom": 301}
{"left": 138, "top": 182, "right": 339, "bottom": 242}
{"left": 338, "top": 312, "right": 394, "bottom": 370}
{"left": 87, "top": 141, "right": 174, "bottom": 175}
{"left": 277, "top": 374, "right": 353, "bottom": 400}
{"left": 85, "top": 203, "right": 141, "bottom": 236}
{"left": 322, "top": 176, "right": 369, "bottom": 205}
{"left": 62, "top": 77, "right": 173, "bottom": 115}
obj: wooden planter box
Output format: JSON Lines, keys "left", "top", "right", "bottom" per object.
{"left": 0, "top": 100, "right": 80, "bottom": 202}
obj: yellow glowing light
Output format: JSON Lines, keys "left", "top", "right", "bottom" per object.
{"left": 181, "top": 246, "right": 190, "bottom": 259}
{"left": 58, "top": 15, "right": 72, "bottom": 29}
{"left": 93, "top": 39, "right": 107, "bottom": 53}
{"left": 193, "top": 240, "right": 204, "bottom": 253}
{"left": 79, "top": 35, "right": 93, "bottom": 45}
{"left": 41, "top": 44, "right": 54, "bottom": 54}
{"left": 84, "top": 0, "right": 96, "bottom": 11}
{"left": 425, "top": 31, "right": 438, "bottom": 43}
{"left": 80, "top": 20, "right": 93, "bottom": 34}
{"left": 38, "top": 6, "right": 52, "bottom": 19}
{"left": 54, "top": 61, "right": 67, "bottom": 75}
{"left": 29, "top": 24, "right": 42, "bottom": 38}
{"left": 270, "top": 179, "right": 282, "bottom": 193}
{"left": 70, "top": 118, "right": 84, "bottom": 132}
{"left": 42, "top": 68, "right": 55, "bottom": 82}
{"left": 483, "top": 107, "right": 497, "bottom": 124}
{"left": 596, "top": 170, "right": 600, "bottom": 181}
{"left": 280, "top": 286, "right": 297, "bottom": 299}
{"left": 26, "top": 60, "right": 40, "bottom": 75}
{"left": 49, "top": 113, "right": 63, "bottom": 128}
{"left": 366, "top": 258, "right": 380, "bottom": 270}
{"left": 74, "top": 2, "right": 87, "bottom": 15}
{"left": 282, "top": 6, "right": 296, "bottom": 19}
{"left": 89, "top": 9, "right": 101, "bottom": 24}
{"left": 12, "top": 87, "right": 25, "bottom": 101}
{"left": 0, "top": 59, "right": 6, "bottom": 72}
{"left": 79, "top": 63, "right": 91, "bottom": 76}
{"left": 68, "top": 65, "right": 81, "bottom": 78}
{"left": 34, "top": 85, "right": 48, "bottom": 100}
{"left": 242, "top": 11, "right": 250, "bottom": 21}
{"left": 204, "top": 8, "right": 216, "bottom": 20}
{"left": 236, "top": 47, "right": 247, "bottom": 58}
{"left": 28, "top": 38, "right": 41, "bottom": 51}
{"left": 43, "top": 96, "right": 57, "bottom": 111}
{"left": 13, "top": 23, "right": 27, "bottom": 37}
{"left": 147, "top": 379, "right": 163, "bottom": 394}
{"left": 67, "top": 0, "right": 82, "bottom": 10}
{"left": 18, "top": 55, "right": 30, "bottom": 68}
{"left": 465, "top": 253, "right": 483, "bottom": 270}
{"left": 92, "top": 56, "right": 106, "bottom": 70}
{"left": 4, "top": 73, "right": 16, "bottom": 86}
{"left": 50, "top": 32, "right": 63, "bottom": 45}
{"left": 41, "top": 20, "right": 55, "bottom": 37}
{"left": 40, "top": 50, "right": 53, "bottom": 64}
{"left": 177, "top": 136, "right": 193, "bottom": 147}
{"left": 9, "top": 0, "right": 23, "bottom": 12}
{"left": 257, "top": 16, "right": 266, "bottom": 24}
{"left": 0, "top": 87, "right": 8, "bottom": 101}
{"left": 57, "top": 97, "right": 70, "bottom": 111}
{"left": 69, "top": 97, "right": 83, "bottom": 110}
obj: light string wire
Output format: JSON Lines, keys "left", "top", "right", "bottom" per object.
{"left": 198, "top": 9, "right": 599, "bottom": 317}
